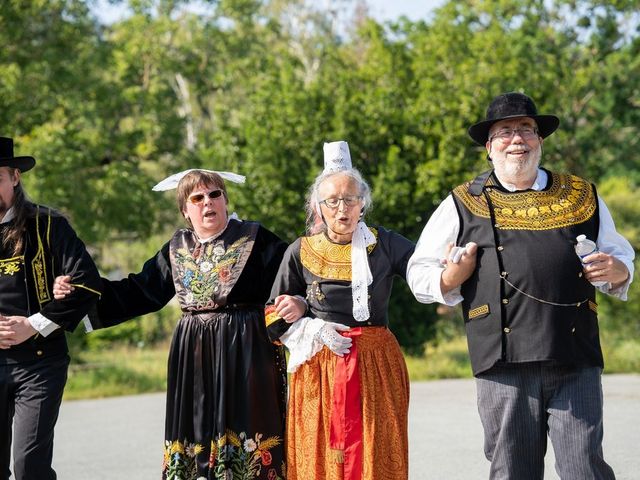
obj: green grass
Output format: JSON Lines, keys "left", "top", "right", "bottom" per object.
{"left": 64, "top": 343, "right": 169, "bottom": 400}
{"left": 405, "top": 336, "right": 473, "bottom": 381}
{"left": 601, "top": 334, "right": 640, "bottom": 373}
{"left": 63, "top": 334, "right": 640, "bottom": 399}
{"left": 405, "top": 334, "right": 640, "bottom": 381}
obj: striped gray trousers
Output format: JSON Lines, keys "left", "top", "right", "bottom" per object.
{"left": 476, "top": 363, "right": 616, "bottom": 480}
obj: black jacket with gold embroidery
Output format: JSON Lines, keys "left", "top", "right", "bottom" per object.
{"left": 0, "top": 205, "right": 102, "bottom": 364}
{"left": 452, "top": 169, "right": 602, "bottom": 375}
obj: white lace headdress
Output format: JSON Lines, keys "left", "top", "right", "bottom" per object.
{"left": 152, "top": 169, "right": 245, "bottom": 191}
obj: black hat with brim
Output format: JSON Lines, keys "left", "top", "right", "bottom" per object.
{"left": 0, "top": 137, "right": 36, "bottom": 172}
{"left": 468, "top": 92, "right": 559, "bottom": 145}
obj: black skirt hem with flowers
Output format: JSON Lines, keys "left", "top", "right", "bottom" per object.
{"left": 162, "top": 309, "right": 287, "bottom": 480}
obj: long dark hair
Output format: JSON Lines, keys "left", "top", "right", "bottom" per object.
{"left": 2, "top": 168, "right": 36, "bottom": 255}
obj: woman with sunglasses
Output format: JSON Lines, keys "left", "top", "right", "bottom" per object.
{"left": 265, "top": 142, "right": 415, "bottom": 480}
{"left": 54, "top": 169, "right": 301, "bottom": 480}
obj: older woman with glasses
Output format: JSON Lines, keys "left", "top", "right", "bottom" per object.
{"left": 54, "top": 169, "right": 300, "bottom": 480}
{"left": 265, "top": 142, "right": 415, "bottom": 480}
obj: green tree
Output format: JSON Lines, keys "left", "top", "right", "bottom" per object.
{"left": 3, "top": 0, "right": 638, "bottom": 353}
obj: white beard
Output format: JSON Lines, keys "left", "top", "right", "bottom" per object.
{"left": 491, "top": 143, "right": 542, "bottom": 186}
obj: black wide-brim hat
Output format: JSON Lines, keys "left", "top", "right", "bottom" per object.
{"left": 468, "top": 92, "right": 560, "bottom": 145}
{"left": 0, "top": 137, "right": 36, "bottom": 172}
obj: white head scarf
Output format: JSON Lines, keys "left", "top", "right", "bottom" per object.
{"left": 152, "top": 169, "right": 245, "bottom": 191}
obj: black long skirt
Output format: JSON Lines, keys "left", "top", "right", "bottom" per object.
{"left": 162, "top": 309, "right": 287, "bottom": 480}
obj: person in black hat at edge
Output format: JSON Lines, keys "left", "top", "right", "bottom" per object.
{"left": 406, "top": 93, "right": 634, "bottom": 479}
{"left": 0, "top": 136, "right": 102, "bottom": 480}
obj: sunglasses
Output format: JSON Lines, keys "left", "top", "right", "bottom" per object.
{"left": 187, "top": 189, "right": 224, "bottom": 205}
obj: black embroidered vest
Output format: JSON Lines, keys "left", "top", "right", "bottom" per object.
{"left": 452, "top": 170, "right": 603, "bottom": 375}
{"left": 1, "top": 207, "right": 66, "bottom": 363}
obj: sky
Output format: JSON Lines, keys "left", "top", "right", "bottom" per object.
{"left": 366, "top": 0, "right": 445, "bottom": 22}
{"left": 93, "top": 0, "right": 447, "bottom": 24}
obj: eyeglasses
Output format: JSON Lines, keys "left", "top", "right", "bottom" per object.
{"left": 489, "top": 127, "right": 539, "bottom": 143}
{"left": 319, "top": 195, "right": 363, "bottom": 209}
{"left": 188, "top": 189, "right": 224, "bottom": 205}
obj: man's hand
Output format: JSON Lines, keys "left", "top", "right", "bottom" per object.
{"left": 581, "top": 252, "right": 630, "bottom": 289}
{"left": 53, "top": 275, "right": 74, "bottom": 299}
{"left": 274, "top": 294, "right": 307, "bottom": 323}
{"left": 0, "top": 316, "right": 37, "bottom": 349}
{"left": 440, "top": 242, "right": 478, "bottom": 294}
{"left": 0, "top": 315, "right": 17, "bottom": 349}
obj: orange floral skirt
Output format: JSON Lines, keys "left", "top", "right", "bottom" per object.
{"left": 286, "top": 326, "right": 409, "bottom": 480}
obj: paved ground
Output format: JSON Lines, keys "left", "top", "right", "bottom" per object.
{"left": 48, "top": 374, "right": 639, "bottom": 479}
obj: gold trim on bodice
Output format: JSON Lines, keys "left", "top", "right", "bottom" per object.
{"left": 453, "top": 173, "right": 597, "bottom": 230}
{"left": 300, "top": 228, "right": 378, "bottom": 280}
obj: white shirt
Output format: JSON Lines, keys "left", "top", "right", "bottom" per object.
{"left": 1, "top": 206, "right": 60, "bottom": 336}
{"left": 407, "top": 169, "right": 635, "bottom": 305}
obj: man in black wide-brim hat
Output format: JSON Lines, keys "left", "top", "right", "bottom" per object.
{"left": 407, "top": 93, "right": 634, "bottom": 479}
{"left": 0, "top": 137, "right": 102, "bottom": 480}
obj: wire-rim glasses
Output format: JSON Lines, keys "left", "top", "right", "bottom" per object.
{"left": 319, "top": 195, "right": 363, "bottom": 209}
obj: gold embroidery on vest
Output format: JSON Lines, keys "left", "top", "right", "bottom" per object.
{"left": 31, "top": 207, "right": 52, "bottom": 305}
{"left": 300, "top": 228, "right": 378, "bottom": 280}
{"left": 588, "top": 300, "right": 598, "bottom": 314}
{"left": 453, "top": 173, "right": 597, "bottom": 230}
{"left": 0, "top": 256, "right": 24, "bottom": 275}
{"left": 468, "top": 304, "right": 490, "bottom": 319}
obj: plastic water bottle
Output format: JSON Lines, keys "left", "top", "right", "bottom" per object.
{"left": 575, "top": 235, "right": 607, "bottom": 287}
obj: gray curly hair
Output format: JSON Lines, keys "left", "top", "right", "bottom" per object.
{"left": 305, "top": 168, "right": 372, "bottom": 235}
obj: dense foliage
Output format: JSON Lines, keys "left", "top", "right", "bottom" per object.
{"left": 3, "top": 0, "right": 639, "bottom": 353}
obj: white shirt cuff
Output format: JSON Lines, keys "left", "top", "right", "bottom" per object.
{"left": 435, "top": 269, "right": 464, "bottom": 306}
{"left": 599, "top": 264, "right": 634, "bottom": 301}
{"left": 28, "top": 313, "right": 61, "bottom": 337}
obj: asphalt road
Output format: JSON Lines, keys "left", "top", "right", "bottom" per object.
{"left": 48, "top": 374, "right": 639, "bottom": 479}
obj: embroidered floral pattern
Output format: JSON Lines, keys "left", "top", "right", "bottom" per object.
{"left": 173, "top": 237, "right": 249, "bottom": 308}
{"left": 163, "top": 430, "right": 284, "bottom": 480}
{"left": 163, "top": 439, "right": 203, "bottom": 479}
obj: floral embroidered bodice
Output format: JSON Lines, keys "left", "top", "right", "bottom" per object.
{"left": 170, "top": 221, "right": 258, "bottom": 311}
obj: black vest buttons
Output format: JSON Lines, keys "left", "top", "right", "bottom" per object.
{"left": 36, "top": 350, "right": 43, "bottom": 356}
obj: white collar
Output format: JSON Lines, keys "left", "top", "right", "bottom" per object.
{"left": 496, "top": 168, "right": 547, "bottom": 192}
{"left": 0, "top": 207, "right": 15, "bottom": 224}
